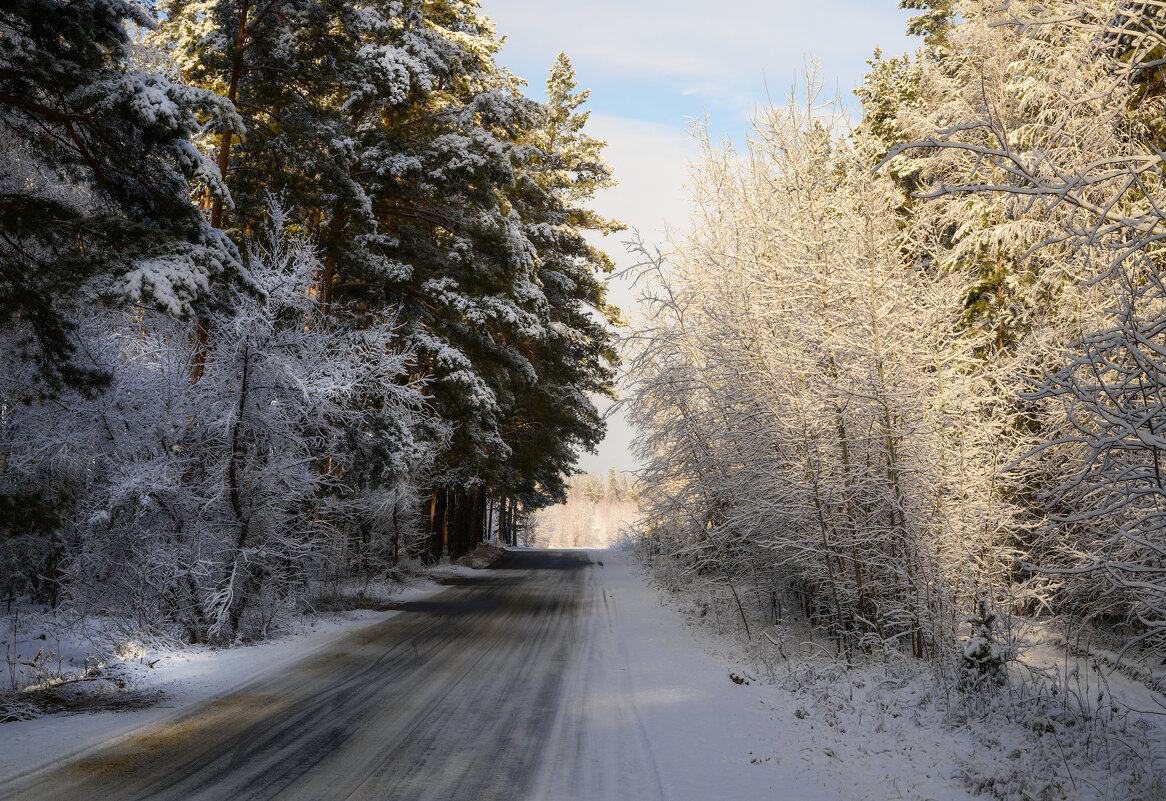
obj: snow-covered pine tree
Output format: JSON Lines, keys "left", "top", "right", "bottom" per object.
{"left": 0, "top": 0, "right": 240, "bottom": 394}
{"left": 329, "top": 0, "right": 547, "bottom": 557}
{"left": 325, "top": 13, "right": 623, "bottom": 556}
{"left": 900, "top": 0, "right": 954, "bottom": 47}
{"left": 156, "top": 0, "right": 513, "bottom": 557}
{"left": 498, "top": 52, "right": 622, "bottom": 517}
{"left": 157, "top": 0, "right": 633, "bottom": 558}
{"left": 155, "top": 0, "right": 363, "bottom": 242}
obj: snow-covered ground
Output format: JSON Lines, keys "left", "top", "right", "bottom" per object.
{"left": 540, "top": 548, "right": 984, "bottom": 801}
{"left": 637, "top": 552, "right": 1166, "bottom": 801}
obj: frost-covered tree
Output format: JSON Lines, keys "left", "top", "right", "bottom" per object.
{"left": 0, "top": 0, "right": 240, "bottom": 394}
{"left": 882, "top": 0, "right": 1166, "bottom": 655}
{"left": 883, "top": 1, "right": 1155, "bottom": 279}
{"left": 158, "top": 1, "right": 620, "bottom": 559}
{"left": 0, "top": 208, "right": 428, "bottom": 641}
{"left": 1018, "top": 255, "right": 1166, "bottom": 653}
{"left": 624, "top": 73, "right": 1011, "bottom": 661}
{"left": 880, "top": 2, "right": 1109, "bottom": 356}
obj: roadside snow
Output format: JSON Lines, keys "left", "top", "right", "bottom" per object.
{"left": 542, "top": 549, "right": 981, "bottom": 801}
{"left": 632, "top": 550, "right": 1166, "bottom": 801}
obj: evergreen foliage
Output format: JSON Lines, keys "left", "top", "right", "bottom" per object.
{"left": 502, "top": 52, "right": 622, "bottom": 509}
{"left": 900, "top": 0, "right": 953, "bottom": 47}
{"left": 0, "top": 0, "right": 240, "bottom": 394}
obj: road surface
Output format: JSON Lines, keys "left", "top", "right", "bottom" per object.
{"left": 0, "top": 550, "right": 687, "bottom": 801}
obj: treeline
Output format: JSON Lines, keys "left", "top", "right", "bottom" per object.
{"left": 0, "top": 1, "right": 618, "bottom": 642}
{"left": 626, "top": 0, "right": 1166, "bottom": 673}
{"left": 571, "top": 469, "right": 638, "bottom": 504}
{"left": 529, "top": 471, "right": 639, "bottom": 549}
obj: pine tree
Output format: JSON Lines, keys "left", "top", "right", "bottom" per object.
{"left": 900, "top": 0, "right": 954, "bottom": 47}
{"left": 339, "top": 1, "right": 549, "bottom": 557}
{"left": 0, "top": 0, "right": 240, "bottom": 394}
{"left": 156, "top": 3, "right": 623, "bottom": 559}
{"left": 155, "top": 0, "right": 359, "bottom": 240}
{"left": 500, "top": 52, "right": 622, "bottom": 509}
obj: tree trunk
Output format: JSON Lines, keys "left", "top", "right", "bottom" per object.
{"left": 428, "top": 489, "right": 447, "bottom": 563}
{"left": 485, "top": 492, "right": 494, "bottom": 543}
{"left": 225, "top": 346, "right": 254, "bottom": 636}
{"left": 447, "top": 488, "right": 465, "bottom": 560}
{"left": 391, "top": 503, "right": 400, "bottom": 567}
{"left": 193, "top": 2, "right": 251, "bottom": 384}
{"left": 472, "top": 488, "right": 486, "bottom": 548}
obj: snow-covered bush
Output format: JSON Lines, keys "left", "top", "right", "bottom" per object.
{"left": 961, "top": 598, "right": 1009, "bottom": 689}
{"left": 0, "top": 207, "right": 430, "bottom": 643}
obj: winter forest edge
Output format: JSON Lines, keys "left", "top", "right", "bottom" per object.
{"left": 4, "top": 0, "right": 1166, "bottom": 798}
{"left": 2, "top": 0, "right": 621, "bottom": 646}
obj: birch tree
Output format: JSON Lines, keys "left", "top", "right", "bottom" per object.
{"left": 883, "top": 0, "right": 1166, "bottom": 655}
{"left": 625, "top": 73, "right": 1011, "bottom": 662}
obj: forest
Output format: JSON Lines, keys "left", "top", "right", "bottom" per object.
{"left": 0, "top": 0, "right": 619, "bottom": 644}
{"left": 6, "top": 0, "right": 1166, "bottom": 797}
{"left": 626, "top": 0, "right": 1166, "bottom": 684}
{"left": 4, "top": 0, "right": 1166, "bottom": 747}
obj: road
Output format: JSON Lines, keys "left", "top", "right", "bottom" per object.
{"left": 0, "top": 550, "right": 679, "bottom": 801}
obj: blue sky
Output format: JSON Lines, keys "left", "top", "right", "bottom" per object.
{"left": 486, "top": 1, "right": 917, "bottom": 136}
{"left": 482, "top": 1, "right": 920, "bottom": 474}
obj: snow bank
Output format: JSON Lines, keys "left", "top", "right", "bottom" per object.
{"left": 637, "top": 551, "right": 1166, "bottom": 801}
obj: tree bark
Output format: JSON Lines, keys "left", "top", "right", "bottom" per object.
{"left": 225, "top": 346, "right": 254, "bottom": 636}
{"left": 428, "top": 489, "right": 447, "bottom": 563}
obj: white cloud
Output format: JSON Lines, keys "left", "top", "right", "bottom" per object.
{"left": 486, "top": 0, "right": 914, "bottom": 101}
{"left": 575, "top": 115, "right": 699, "bottom": 473}
{"left": 587, "top": 113, "right": 698, "bottom": 241}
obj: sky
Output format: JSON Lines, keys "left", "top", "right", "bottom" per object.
{"left": 483, "top": 1, "right": 920, "bottom": 474}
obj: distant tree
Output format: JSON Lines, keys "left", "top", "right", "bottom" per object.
{"left": 581, "top": 474, "right": 605, "bottom": 503}
{"left": 607, "top": 468, "right": 622, "bottom": 501}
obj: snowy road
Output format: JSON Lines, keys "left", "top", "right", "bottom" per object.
{"left": 0, "top": 549, "right": 864, "bottom": 801}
